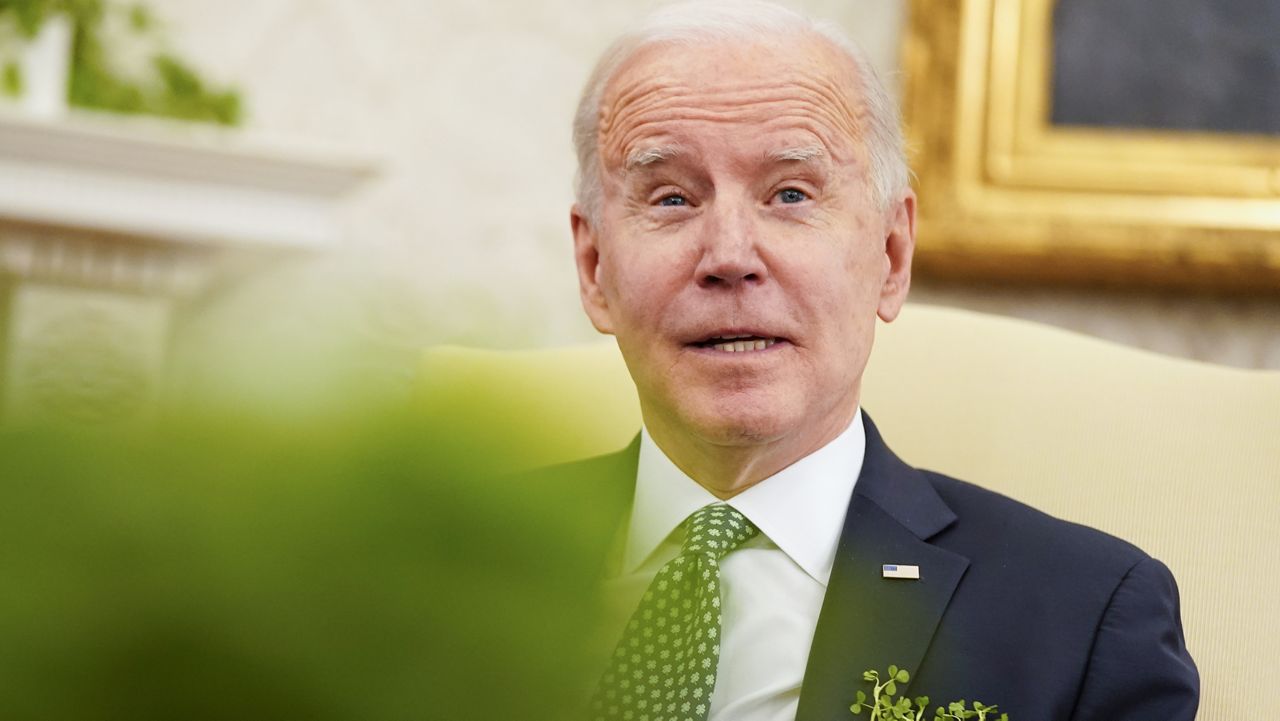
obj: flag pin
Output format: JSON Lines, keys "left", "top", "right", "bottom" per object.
{"left": 882, "top": 564, "right": 920, "bottom": 580}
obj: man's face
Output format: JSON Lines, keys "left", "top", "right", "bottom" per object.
{"left": 573, "top": 35, "right": 914, "bottom": 456}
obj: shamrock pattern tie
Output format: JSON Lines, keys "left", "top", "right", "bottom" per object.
{"left": 591, "top": 503, "right": 760, "bottom": 721}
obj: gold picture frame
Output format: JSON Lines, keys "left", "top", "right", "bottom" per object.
{"left": 902, "top": 0, "right": 1280, "bottom": 291}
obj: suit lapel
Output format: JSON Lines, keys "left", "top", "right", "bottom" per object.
{"left": 795, "top": 415, "right": 970, "bottom": 721}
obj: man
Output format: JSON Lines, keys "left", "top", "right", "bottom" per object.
{"left": 562, "top": 2, "right": 1198, "bottom": 720}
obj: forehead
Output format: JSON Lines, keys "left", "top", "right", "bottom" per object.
{"left": 597, "top": 35, "right": 865, "bottom": 169}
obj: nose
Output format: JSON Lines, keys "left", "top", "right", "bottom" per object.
{"left": 693, "top": 200, "right": 767, "bottom": 289}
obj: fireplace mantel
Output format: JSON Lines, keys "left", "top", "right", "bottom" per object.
{"left": 0, "top": 108, "right": 375, "bottom": 249}
{"left": 0, "top": 108, "right": 377, "bottom": 424}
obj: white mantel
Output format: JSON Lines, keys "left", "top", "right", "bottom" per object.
{"left": 0, "top": 107, "right": 375, "bottom": 249}
{"left": 0, "top": 108, "right": 377, "bottom": 424}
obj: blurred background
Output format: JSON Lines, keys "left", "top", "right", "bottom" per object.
{"left": 1, "top": 0, "right": 1276, "bottom": 429}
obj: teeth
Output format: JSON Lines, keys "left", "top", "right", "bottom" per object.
{"left": 710, "top": 338, "right": 777, "bottom": 353}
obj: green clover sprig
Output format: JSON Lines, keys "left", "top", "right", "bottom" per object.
{"left": 849, "top": 665, "right": 1008, "bottom": 721}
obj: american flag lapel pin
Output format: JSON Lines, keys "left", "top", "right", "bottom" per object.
{"left": 882, "top": 564, "right": 920, "bottom": 580}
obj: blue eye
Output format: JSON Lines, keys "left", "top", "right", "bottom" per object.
{"left": 658, "top": 194, "right": 688, "bottom": 207}
{"left": 777, "top": 188, "right": 808, "bottom": 204}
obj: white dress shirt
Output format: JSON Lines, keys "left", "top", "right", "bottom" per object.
{"left": 601, "top": 410, "right": 866, "bottom": 721}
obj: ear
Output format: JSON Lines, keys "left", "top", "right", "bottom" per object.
{"left": 571, "top": 205, "right": 616, "bottom": 335}
{"left": 876, "top": 189, "right": 916, "bottom": 323}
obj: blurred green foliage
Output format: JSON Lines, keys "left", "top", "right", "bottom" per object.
{"left": 0, "top": 0, "right": 59, "bottom": 37}
{"left": 0, "top": 403, "right": 610, "bottom": 720}
{"left": 0, "top": 0, "right": 241, "bottom": 124}
{"left": 3, "top": 59, "right": 20, "bottom": 94}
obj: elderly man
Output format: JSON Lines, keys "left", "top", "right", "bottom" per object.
{"left": 561, "top": 2, "right": 1198, "bottom": 720}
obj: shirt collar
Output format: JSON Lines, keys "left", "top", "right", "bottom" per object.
{"left": 625, "top": 409, "right": 865, "bottom": 586}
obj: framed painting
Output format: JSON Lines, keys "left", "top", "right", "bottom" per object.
{"left": 902, "top": 0, "right": 1280, "bottom": 291}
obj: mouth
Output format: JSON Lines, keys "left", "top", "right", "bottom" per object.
{"left": 689, "top": 332, "right": 788, "bottom": 354}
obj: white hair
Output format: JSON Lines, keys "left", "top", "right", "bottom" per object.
{"left": 572, "top": 0, "right": 910, "bottom": 223}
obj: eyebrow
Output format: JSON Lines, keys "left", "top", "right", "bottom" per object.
{"left": 622, "top": 143, "right": 828, "bottom": 172}
{"left": 766, "top": 145, "right": 826, "bottom": 163}
{"left": 624, "top": 145, "right": 686, "bottom": 171}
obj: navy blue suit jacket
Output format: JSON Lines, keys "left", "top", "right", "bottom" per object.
{"left": 557, "top": 413, "right": 1198, "bottom": 720}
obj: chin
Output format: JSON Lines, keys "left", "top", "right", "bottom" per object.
{"left": 680, "top": 397, "right": 799, "bottom": 448}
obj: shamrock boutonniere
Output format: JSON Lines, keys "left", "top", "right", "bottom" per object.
{"left": 850, "top": 665, "right": 1008, "bottom": 721}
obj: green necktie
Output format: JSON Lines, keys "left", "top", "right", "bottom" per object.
{"left": 591, "top": 503, "right": 760, "bottom": 721}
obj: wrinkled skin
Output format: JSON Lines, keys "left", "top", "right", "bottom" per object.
{"left": 572, "top": 35, "right": 915, "bottom": 497}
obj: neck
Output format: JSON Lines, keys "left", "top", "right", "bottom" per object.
{"left": 645, "top": 406, "right": 859, "bottom": 500}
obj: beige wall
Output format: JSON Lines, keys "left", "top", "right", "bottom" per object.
{"left": 159, "top": 0, "right": 1278, "bottom": 383}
